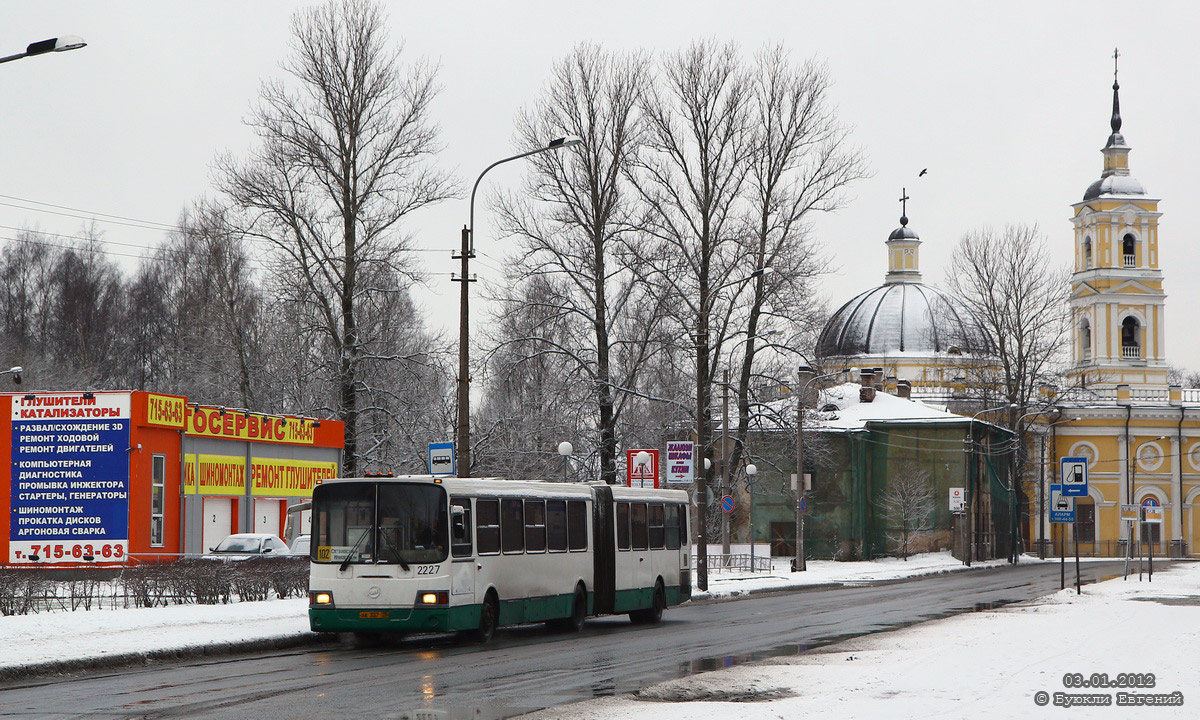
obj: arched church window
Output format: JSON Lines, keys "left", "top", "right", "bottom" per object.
{"left": 1122, "top": 234, "right": 1136, "bottom": 268}
{"left": 1121, "top": 316, "right": 1141, "bottom": 359}
{"left": 1080, "top": 319, "right": 1092, "bottom": 360}
{"left": 1083, "top": 237, "right": 1092, "bottom": 269}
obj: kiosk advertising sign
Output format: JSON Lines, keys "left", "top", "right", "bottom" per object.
{"left": 9, "top": 393, "right": 131, "bottom": 563}
{"left": 665, "top": 441, "right": 695, "bottom": 485}
{"left": 626, "top": 449, "right": 660, "bottom": 488}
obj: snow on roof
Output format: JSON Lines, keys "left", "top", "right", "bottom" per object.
{"left": 813, "top": 382, "right": 969, "bottom": 431}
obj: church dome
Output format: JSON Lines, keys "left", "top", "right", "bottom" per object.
{"left": 816, "top": 281, "right": 972, "bottom": 357}
{"left": 1082, "top": 174, "right": 1146, "bottom": 201}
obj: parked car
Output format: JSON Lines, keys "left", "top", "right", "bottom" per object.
{"left": 289, "top": 534, "right": 311, "bottom": 556}
{"left": 203, "top": 533, "right": 292, "bottom": 561}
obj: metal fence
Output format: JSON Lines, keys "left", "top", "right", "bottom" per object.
{"left": 0, "top": 557, "right": 309, "bottom": 616}
{"left": 694, "top": 553, "right": 773, "bottom": 573}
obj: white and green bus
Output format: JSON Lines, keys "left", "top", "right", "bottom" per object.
{"left": 308, "top": 475, "right": 692, "bottom": 642}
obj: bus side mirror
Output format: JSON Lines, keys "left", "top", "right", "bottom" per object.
{"left": 451, "top": 506, "right": 466, "bottom": 540}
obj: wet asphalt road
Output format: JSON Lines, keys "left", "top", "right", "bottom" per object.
{"left": 0, "top": 561, "right": 1128, "bottom": 719}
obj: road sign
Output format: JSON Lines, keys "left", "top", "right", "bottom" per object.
{"left": 1060, "top": 456, "right": 1088, "bottom": 497}
{"left": 720, "top": 495, "right": 735, "bottom": 513}
{"left": 1142, "top": 498, "right": 1164, "bottom": 523}
{"left": 428, "top": 442, "right": 455, "bottom": 476}
{"left": 1120, "top": 504, "right": 1140, "bottom": 522}
{"left": 665, "top": 441, "right": 695, "bottom": 484}
{"left": 626, "top": 449, "right": 660, "bottom": 488}
{"left": 949, "top": 487, "right": 965, "bottom": 513}
{"left": 1049, "top": 484, "right": 1075, "bottom": 523}
{"left": 799, "top": 496, "right": 807, "bottom": 513}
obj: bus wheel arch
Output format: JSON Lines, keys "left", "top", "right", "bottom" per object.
{"left": 630, "top": 578, "right": 665, "bottom": 625}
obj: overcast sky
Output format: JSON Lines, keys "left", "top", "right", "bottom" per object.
{"left": 4, "top": 1, "right": 1200, "bottom": 374}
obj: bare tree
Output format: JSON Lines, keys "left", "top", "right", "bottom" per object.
{"left": 879, "top": 462, "right": 937, "bottom": 560}
{"left": 947, "top": 224, "right": 1070, "bottom": 558}
{"left": 491, "top": 44, "right": 659, "bottom": 484}
{"left": 216, "top": 0, "right": 452, "bottom": 474}
{"left": 725, "top": 47, "right": 867, "bottom": 477}
{"left": 629, "top": 40, "right": 755, "bottom": 579}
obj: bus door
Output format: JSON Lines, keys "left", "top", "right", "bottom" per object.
{"left": 449, "top": 498, "right": 475, "bottom": 602}
{"left": 591, "top": 486, "right": 615, "bottom": 614}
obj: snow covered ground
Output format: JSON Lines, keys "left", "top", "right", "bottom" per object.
{"left": 524, "top": 560, "right": 1200, "bottom": 719}
{"left": 0, "top": 550, "right": 1159, "bottom": 690}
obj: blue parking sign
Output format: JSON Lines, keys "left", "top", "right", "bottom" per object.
{"left": 1049, "top": 484, "right": 1075, "bottom": 523}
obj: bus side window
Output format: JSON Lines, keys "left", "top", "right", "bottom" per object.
{"left": 525, "top": 500, "right": 547, "bottom": 552}
{"left": 476, "top": 499, "right": 500, "bottom": 555}
{"left": 451, "top": 497, "right": 473, "bottom": 557}
{"left": 546, "top": 500, "right": 567, "bottom": 552}
{"left": 649, "top": 504, "right": 665, "bottom": 549}
{"left": 501, "top": 498, "right": 525, "bottom": 554}
{"left": 631, "top": 503, "right": 648, "bottom": 550}
{"left": 567, "top": 500, "right": 588, "bottom": 551}
{"left": 665, "top": 504, "right": 681, "bottom": 550}
{"left": 615, "top": 502, "right": 630, "bottom": 550}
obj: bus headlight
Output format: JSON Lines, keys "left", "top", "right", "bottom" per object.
{"left": 417, "top": 591, "right": 449, "bottom": 606}
{"left": 310, "top": 591, "right": 334, "bottom": 607}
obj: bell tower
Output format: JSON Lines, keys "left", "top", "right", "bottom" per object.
{"left": 1066, "top": 50, "right": 1167, "bottom": 390}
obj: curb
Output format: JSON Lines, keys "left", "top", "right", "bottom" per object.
{"left": 0, "top": 632, "right": 335, "bottom": 683}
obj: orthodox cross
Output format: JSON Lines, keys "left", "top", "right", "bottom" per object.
{"left": 899, "top": 188, "right": 910, "bottom": 223}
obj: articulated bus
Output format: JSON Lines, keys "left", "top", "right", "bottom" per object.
{"left": 308, "top": 476, "right": 691, "bottom": 642}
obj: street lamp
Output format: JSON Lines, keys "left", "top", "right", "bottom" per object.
{"left": 719, "top": 330, "right": 783, "bottom": 556}
{"left": 0, "top": 36, "right": 86, "bottom": 65}
{"left": 454, "top": 136, "right": 583, "bottom": 477}
{"left": 557, "top": 441, "right": 573, "bottom": 483}
{"left": 694, "top": 267, "right": 772, "bottom": 591}
{"left": 745, "top": 462, "right": 758, "bottom": 570}
{"left": 793, "top": 366, "right": 844, "bottom": 572}
{"left": 1, "top": 367, "right": 21, "bottom": 385}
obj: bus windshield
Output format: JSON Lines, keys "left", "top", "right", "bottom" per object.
{"left": 312, "top": 482, "right": 448, "bottom": 565}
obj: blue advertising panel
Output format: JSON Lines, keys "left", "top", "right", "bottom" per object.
{"left": 9, "top": 393, "right": 131, "bottom": 563}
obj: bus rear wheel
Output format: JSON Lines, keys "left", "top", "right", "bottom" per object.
{"left": 549, "top": 586, "right": 587, "bottom": 633}
{"left": 629, "top": 581, "right": 665, "bottom": 625}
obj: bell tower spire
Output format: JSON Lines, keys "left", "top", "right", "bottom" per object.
{"left": 1067, "top": 51, "right": 1167, "bottom": 390}
{"left": 885, "top": 187, "right": 922, "bottom": 284}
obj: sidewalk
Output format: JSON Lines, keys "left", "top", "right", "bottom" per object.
{"left": 522, "top": 560, "right": 1200, "bottom": 719}
{"left": 0, "top": 551, "right": 1104, "bottom": 679}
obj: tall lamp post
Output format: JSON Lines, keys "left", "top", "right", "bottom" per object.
{"left": 792, "top": 367, "right": 843, "bottom": 572}
{"left": 694, "top": 267, "right": 772, "bottom": 591}
{"left": 0, "top": 36, "right": 86, "bottom": 66}
{"left": 719, "top": 330, "right": 781, "bottom": 556}
{"left": 963, "top": 403, "right": 1016, "bottom": 566}
{"left": 455, "top": 136, "right": 582, "bottom": 477}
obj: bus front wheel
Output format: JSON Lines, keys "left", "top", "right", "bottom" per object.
{"left": 473, "top": 594, "right": 499, "bottom": 644}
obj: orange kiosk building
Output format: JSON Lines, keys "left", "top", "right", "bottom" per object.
{"left": 2, "top": 390, "right": 343, "bottom": 565}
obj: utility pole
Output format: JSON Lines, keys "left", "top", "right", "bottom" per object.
{"left": 794, "top": 366, "right": 815, "bottom": 571}
{"left": 452, "top": 226, "right": 475, "bottom": 476}
{"left": 963, "top": 432, "right": 973, "bottom": 567}
{"left": 721, "top": 368, "right": 731, "bottom": 557}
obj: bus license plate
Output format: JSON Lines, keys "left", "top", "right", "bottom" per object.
{"left": 359, "top": 611, "right": 388, "bottom": 619}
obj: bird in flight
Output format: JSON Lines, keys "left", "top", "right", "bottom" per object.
{"left": 918, "top": 168, "right": 928, "bottom": 177}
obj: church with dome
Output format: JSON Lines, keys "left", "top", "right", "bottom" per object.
{"left": 814, "top": 197, "right": 978, "bottom": 397}
{"left": 810, "top": 53, "right": 1200, "bottom": 560}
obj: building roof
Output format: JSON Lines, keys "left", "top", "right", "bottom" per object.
{"left": 816, "top": 281, "right": 973, "bottom": 358}
{"left": 812, "top": 382, "right": 969, "bottom": 431}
